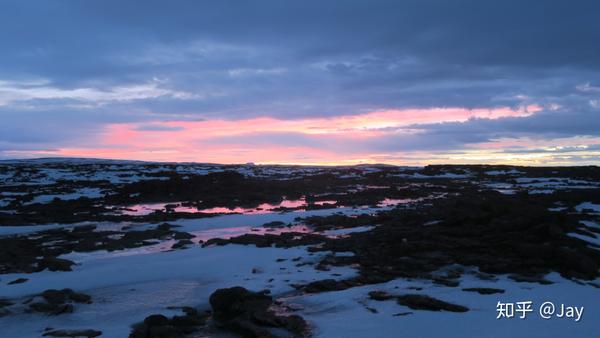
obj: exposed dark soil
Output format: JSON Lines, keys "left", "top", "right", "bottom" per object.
{"left": 0, "top": 223, "right": 193, "bottom": 274}
{"left": 212, "top": 187, "right": 600, "bottom": 293}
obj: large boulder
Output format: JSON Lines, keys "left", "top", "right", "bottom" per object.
{"left": 209, "top": 286, "right": 308, "bottom": 337}
{"left": 209, "top": 286, "right": 272, "bottom": 322}
{"left": 396, "top": 294, "right": 469, "bottom": 312}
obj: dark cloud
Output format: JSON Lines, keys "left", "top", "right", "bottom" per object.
{"left": 406, "top": 105, "right": 600, "bottom": 144}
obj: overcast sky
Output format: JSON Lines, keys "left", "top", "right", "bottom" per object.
{"left": 2, "top": 0, "right": 600, "bottom": 165}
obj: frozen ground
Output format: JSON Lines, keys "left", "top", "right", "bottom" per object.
{"left": 0, "top": 206, "right": 377, "bottom": 337}
{"left": 2, "top": 209, "right": 599, "bottom": 337}
{"left": 1, "top": 160, "right": 599, "bottom": 337}
{"left": 295, "top": 272, "right": 599, "bottom": 338}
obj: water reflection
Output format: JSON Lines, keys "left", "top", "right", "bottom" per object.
{"left": 113, "top": 198, "right": 308, "bottom": 216}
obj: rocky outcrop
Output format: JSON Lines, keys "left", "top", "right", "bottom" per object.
{"left": 42, "top": 329, "right": 102, "bottom": 337}
{"left": 28, "top": 289, "right": 92, "bottom": 316}
{"left": 209, "top": 286, "right": 308, "bottom": 337}
{"left": 368, "top": 291, "right": 469, "bottom": 312}
{"left": 129, "top": 307, "right": 208, "bottom": 338}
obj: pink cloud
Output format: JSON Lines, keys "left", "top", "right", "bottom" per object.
{"left": 39, "top": 105, "right": 552, "bottom": 164}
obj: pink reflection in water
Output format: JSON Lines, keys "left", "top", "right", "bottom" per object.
{"left": 116, "top": 198, "right": 308, "bottom": 216}
{"left": 377, "top": 198, "right": 414, "bottom": 207}
{"left": 118, "top": 203, "right": 171, "bottom": 216}
{"left": 196, "top": 206, "right": 248, "bottom": 214}
{"left": 197, "top": 198, "right": 306, "bottom": 214}
{"left": 313, "top": 200, "right": 338, "bottom": 206}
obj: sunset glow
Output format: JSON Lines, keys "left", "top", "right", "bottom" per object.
{"left": 2, "top": 105, "right": 561, "bottom": 165}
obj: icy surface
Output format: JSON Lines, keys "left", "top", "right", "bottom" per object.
{"left": 0, "top": 242, "right": 357, "bottom": 337}
{"left": 25, "top": 188, "right": 105, "bottom": 205}
{"left": 291, "top": 272, "right": 600, "bottom": 338}
{"left": 576, "top": 202, "right": 600, "bottom": 214}
{"left": 322, "top": 225, "right": 376, "bottom": 237}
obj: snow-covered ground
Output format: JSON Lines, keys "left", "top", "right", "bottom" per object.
{"left": 0, "top": 208, "right": 362, "bottom": 337}
{"left": 576, "top": 202, "right": 600, "bottom": 214}
{"left": 2, "top": 206, "right": 599, "bottom": 337}
{"left": 294, "top": 272, "right": 599, "bottom": 338}
{"left": 484, "top": 177, "right": 600, "bottom": 195}
{"left": 0, "top": 206, "right": 382, "bottom": 337}
{"left": 0, "top": 244, "right": 357, "bottom": 337}
{"left": 0, "top": 158, "right": 395, "bottom": 187}
{"left": 24, "top": 188, "right": 105, "bottom": 205}
{"left": 2, "top": 161, "right": 600, "bottom": 337}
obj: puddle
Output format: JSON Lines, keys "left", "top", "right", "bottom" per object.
{"left": 112, "top": 198, "right": 309, "bottom": 216}
{"left": 377, "top": 198, "right": 414, "bottom": 207}
{"left": 313, "top": 200, "right": 338, "bottom": 206}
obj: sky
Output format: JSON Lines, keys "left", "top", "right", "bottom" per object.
{"left": 1, "top": 0, "right": 600, "bottom": 166}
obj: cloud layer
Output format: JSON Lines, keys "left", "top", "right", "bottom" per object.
{"left": 2, "top": 0, "right": 600, "bottom": 164}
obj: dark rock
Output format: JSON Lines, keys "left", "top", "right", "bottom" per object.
{"left": 171, "top": 239, "right": 193, "bottom": 249}
{"left": 407, "top": 286, "right": 423, "bottom": 291}
{"left": 262, "top": 221, "right": 286, "bottom": 228}
{"left": 433, "top": 278, "right": 459, "bottom": 287}
{"left": 210, "top": 286, "right": 272, "bottom": 322}
{"left": 171, "top": 314, "right": 205, "bottom": 327}
{"left": 303, "top": 279, "right": 350, "bottom": 293}
{"left": 156, "top": 223, "right": 173, "bottom": 232}
{"left": 275, "top": 314, "right": 308, "bottom": 333}
{"left": 365, "top": 306, "right": 378, "bottom": 313}
{"left": 396, "top": 294, "right": 468, "bottom": 312}
{"left": 129, "top": 309, "right": 208, "bottom": 338}
{"left": 147, "top": 325, "right": 182, "bottom": 338}
{"left": 368, "top": 291, "right": 394, "bottom": 301}
{"left": 69, "top": 292, "right": 92, "bottom": 304}
{"left": 462, "top": 287, "right": 505, "bottom": 295}
{"left": 30, "top": 302, "right": 74, "bottom": 315}
{"left": 40, "top": 288, "right": 92, "bottom": 304}
{"left": 42, "top": 289, "right": 70, "bottom": 304}
{"left": 209, "top": 286, "right": 308, "bottom": 337}
{"left": 7, "top": 277, "right": 28, "bottom": 285}
{"left": 26, "top": 289, "right": 92, "bottom": 315}
{"left": 143, "top": 314, "right": 170, "bottom": 326}
{"left": 0, "top": 299, "right": 14, "bottom": 307}
{"left": 172, "top": 232, "right": 194, "bottom": 240}
{"left": 37, "top": 258, "right": 75, "bottom": 272}
{"left": 42, "top": 329, "right": 102, "bottom": 337}
{"left": 71, "top": 225, "right": 97, "bottom": 232}
{"left": 203, "top": 232, "right": 325, "bottom": 249}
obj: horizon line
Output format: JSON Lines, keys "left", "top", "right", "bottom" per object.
{"left": 1, "top": 156, "right": 599, "bottom": 168}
